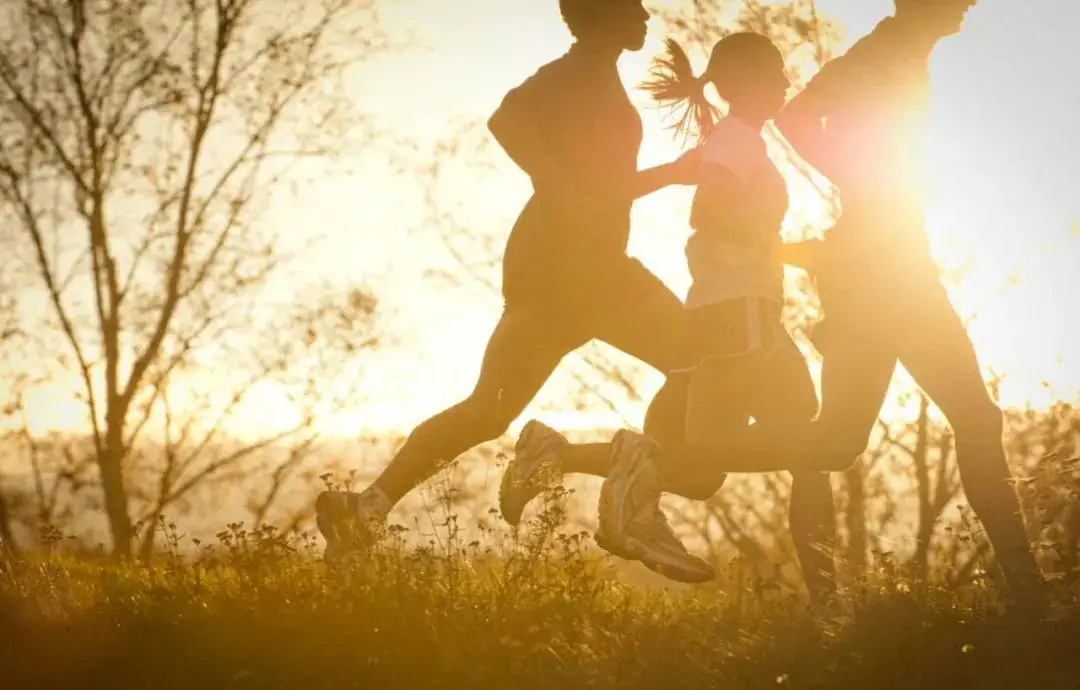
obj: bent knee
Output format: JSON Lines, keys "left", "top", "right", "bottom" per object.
{"left": 817, "top": 431, "right": 871, "bottom": 472}
{"left": 454, "top": 395, "right": 515, "bottom": 443}
{"left": 950, "top": 399, "right": 1004, "bottom": 441}
{"left": 679, "top": 479, "right": 724, "bottom": 502}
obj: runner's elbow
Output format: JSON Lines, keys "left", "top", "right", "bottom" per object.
{"left": 487, "top": 108, "right": 509, "bottom": 143}
{"left": 488, "top": 108, "right": 532, "bottom": 164}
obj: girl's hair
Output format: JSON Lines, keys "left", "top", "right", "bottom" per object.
{"left": 642, "top": 33, "right": 781, "bottom": 143}
{"left": 640, "top": 38, "right": 717, "bottom": 144}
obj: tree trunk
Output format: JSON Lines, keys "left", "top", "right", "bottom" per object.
{"left": 99, "top": 424, "right": 134, "bottom": 557}
{"left": 138, "top": 508, "right": 162, "bottom": 560}
{"left": 0, "top": 484, "right": 18, "bottom": 556}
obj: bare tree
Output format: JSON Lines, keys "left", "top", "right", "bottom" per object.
{"left": 0, "top": 0, "right": 391, "bottom": 555}
{"left": 0, "top": 275, "right": 27, "bottom": 556}
{"left": 869, "top": 393, "right": 961, "bottom": 579}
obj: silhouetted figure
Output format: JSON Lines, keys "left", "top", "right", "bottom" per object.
{"left": 315, "top": 0, "right": 699, "bottom": 561}
{"left": 502, "top": 35, "right": 835, "bottom": 595}
{"left": 598, "top": 0, "right": 1044, "bottom": 609}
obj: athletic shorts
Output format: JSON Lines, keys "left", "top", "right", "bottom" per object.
{"left": 664, "top": 298, "right": 817, "bottom": 446}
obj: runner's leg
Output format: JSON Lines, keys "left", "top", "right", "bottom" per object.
{"left": 371, "top": 305, "right": 584, "bottom": 508}
{"left": 895, "top": 281, "right": 1042, "bottom": 599}
{"left": 808, "top": 312, "right": 899, "bottom": 471}
{"left": 555, "top": 373, "right": 731, "bottom": 499}
{"left": 555, "top": 258, "right": 686, "bottom": 478}
{"left": 646, "top": 296, "right": 898, "bottom": 476}
{"left": 747, "top": 333, "right": 836, "bottom": 602}
{"left": 588, "top": 258, "right": 687, "bottom": 373}
{"left": 555, "top": 371, "right": 692, "bottom": 483}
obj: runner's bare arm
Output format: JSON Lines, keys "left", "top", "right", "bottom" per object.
{"left": 624, "top": 148, "right": 701, "bottom": 201}
{"left": 488, "top": 78, "right": 572, "bottom": 196}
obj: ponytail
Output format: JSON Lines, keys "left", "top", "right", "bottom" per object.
{"left": 640, "top": 38, "right": 718, "bottom": 144}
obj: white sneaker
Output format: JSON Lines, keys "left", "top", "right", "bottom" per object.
{"left": 315, "top": 487, "right": 392, "bottom": 561}
{"left": 596, "top": 430, "right": 714, "bottom": 583}
{"left": 596, "top": 429, "right": 662, "bottom": 559}
{"left": 621, "top": 508, "right": 715, "bottom": 584}
{"left": 499, "top": 419, "right": 567, "bottom": 527}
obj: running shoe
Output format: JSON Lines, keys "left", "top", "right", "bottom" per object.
{"left": 500, "top": 419, "right": 567, "bottom": 526}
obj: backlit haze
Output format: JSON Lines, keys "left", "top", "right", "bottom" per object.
{"left": 16, "top": 0, "right": 1080, "bottom": 441}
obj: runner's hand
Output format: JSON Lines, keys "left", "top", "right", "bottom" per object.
{"left": 776, "top": 239, "right": 827, "bottom": 273}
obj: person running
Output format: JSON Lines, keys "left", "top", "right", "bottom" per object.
{"left": 500, "top": 34, "right": 836, "bottom": 592}
{"left": 597, "top": 0, "right": 1045, "bottom": 608}
{"left": 315, "top": 0, "right": 703, "bottom": 561}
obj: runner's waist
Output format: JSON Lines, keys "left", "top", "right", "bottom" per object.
{"left": 677, "top": 297, "right": 784, "bottom": 370}
{"left": 825, "top": 207, "right": 935, "bottom": 273}
{"left": 684, "top": 233, "right": 782, "bottom": 310}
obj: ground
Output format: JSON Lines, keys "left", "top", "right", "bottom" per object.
{"left": 1, "top": 523, "right": 1078, "bottom": 690}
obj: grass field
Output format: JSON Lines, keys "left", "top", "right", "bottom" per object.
{"left": 2, "top": 520, "right": 1078, "bottom": 690}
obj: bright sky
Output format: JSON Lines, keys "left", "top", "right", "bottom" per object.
{"left": 14, "top": 0, "right": 1080, "bottom": 440}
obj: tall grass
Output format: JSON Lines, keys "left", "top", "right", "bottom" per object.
{"left": 1, "top": 508, "right": 1078, "bottom": 690}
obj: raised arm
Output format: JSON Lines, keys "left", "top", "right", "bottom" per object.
{"left": 628, "top": 152, "right": 699, "bottom": 201}
{"left": 775, "top": 14, "right": 938, "bottom": 173}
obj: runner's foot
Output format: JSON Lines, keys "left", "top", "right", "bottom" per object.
{"left": 598, "top": 506, "right": 715, "bottom": 584}
{"left": 315, "top": 486, "right": 392, "bottom": 562}
{"left": 500, "top": 419, "right": 568, "bottom": 527}
{"left": 596, "top": 429, "right": 714, "bottom": 583}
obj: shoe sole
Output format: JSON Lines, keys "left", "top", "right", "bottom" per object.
{"left": 596, "top": 531, "right": 714, "bottom": 584}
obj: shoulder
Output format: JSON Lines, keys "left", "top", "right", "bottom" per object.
{"left": 519, "top": 51, "right": 582, "bottom": 91}
{"left": 499, "top": 51, "right": 579, "bottom": 113}
{"left": 701, "top": 117, "right": 763, "bottom": 169}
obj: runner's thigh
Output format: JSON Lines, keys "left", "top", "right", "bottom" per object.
{"left": 683, "top": 355, "right": 754, "bottom": 446}
{"left": 894, "top": 279, "right": 999, "bottom": 425}
{"left": 643, "top": 373, "right": 690, "bottom": 445}
{"left": 747, "top": 332, "right": 819, "bottom": 426}
{"left": 470, "top": 303, "right": 587, "bottom": 424}
{"left": 587, "top": 258, "right": 686, "bottom": 374}
{"left": 812, "top": 309, "right": 898, "bottom": 456}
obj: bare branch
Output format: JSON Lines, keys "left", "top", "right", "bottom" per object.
{"left": 162, "top": 422, "right": 314, "bottom": 509}
{"left": 0, "top": 161, "right": 104, "bottom": 455}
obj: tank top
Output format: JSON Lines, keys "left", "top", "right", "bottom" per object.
{"left": 684, "top": 116, "right": 789, "bottom": 310}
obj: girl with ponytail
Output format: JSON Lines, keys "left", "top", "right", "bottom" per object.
{"left": 627, "top": 33, "right": 834, "bottom": 596}
{"left": 504, "top": 32, "right": 837, "bottom": 599}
